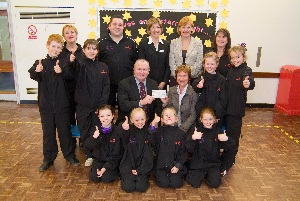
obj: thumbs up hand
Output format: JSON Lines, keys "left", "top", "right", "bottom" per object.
{"left": 218, "top": 130, "right": 228, "bottom": 141}
{"left": 197, "top": 76, "right": 205, "bottom": 88}
{"left": 70, "top": 51, "right": 76, "bottom": 62}
{"left": 192, "top": 127, "right": 203, "bottom": 140}
{"left": 93, "top": 126, "right": 100, "bottom": 138}
{"left": 151, "top": 113, "right": 161, "bottom": 127}
{"left": 35, "top": 59, "right": 43, "bottom": 72}
{"left": 122, "top": 116, "right": 130, "bottom": 130}
{"left": 243, "top": 76, "right": 250, "bottom": 88}
{"left": 54, "top": 60, "right": 62, "bottom": 73}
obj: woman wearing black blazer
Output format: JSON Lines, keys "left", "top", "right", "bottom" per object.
{"left": 138, "top": 17, "right": 170, "bottom": 90}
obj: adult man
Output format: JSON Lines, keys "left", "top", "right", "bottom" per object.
{"left": 98, "top": 15, "right": 138, "bottom": 107}
{"left": 117, "top": 59, "right": 162, "bottom": 124}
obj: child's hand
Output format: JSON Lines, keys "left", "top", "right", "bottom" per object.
{"left": 218, "top": 130, "right": 229, "bottom": 141}
{"left": 160, "top": 96, "right": 169, "bottom": 106}
{"left": 96, "top": 167, "right": 106, "bottom": 177}
{"left": 122, "top": 116, "right": 130, "bottom": 130}
{"left": 132, "top": 169, "right": 137, "bottom": 175}
{"left": 197, "top": 76, "right": 204, "bottom": 88}
{"left": 54, "top": 60, "right": 62, "bottom": 73}
{"left": 35, "top": 59, "right": 43, "bottom": 72}
{"left": 93, "top": 126, "right": 100, "bottom": 138}
{"left": 70, "top": 51, "right": 76, "bottom": 62}
{"left": 243, "top": 76, "right": 250, "bottom": 88}
{"left": 171, "top": 166, "right": 179, "bottom": 174}
{"left": 151, "top": 113, "right": 161, "bottom": 127}
{"left": 192, "top": 127, "right": 203, "bottom": 140}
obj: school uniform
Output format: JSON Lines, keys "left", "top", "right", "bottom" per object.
{"left": 216, "top": 53, "right": 232, "bottom": 78}
{"left": 85, "top": 124, "right": 123, "bottom": 183}
{"left": 119, "top": 125, "right": 154, "bottom": 193}
{"left": 28, "top": 55, "right": 76, "bottom": 163}
{"left": 186, "top": 125, "right": 234, "bottom": 188}
{"left": 153, "top": 125, "right": 188, "bottom": 188}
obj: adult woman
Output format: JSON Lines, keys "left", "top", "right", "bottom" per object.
{"left": 169, "top": 16, "right": 203, "bottom": 86}
{"left": 212, "top": 28, "right": 232, "bottom": 77}
{"left": 138, "top": 17, "right": 170, "bottom": 90}
{"left": 161, "top": 65, "right": 197, "bottom": 134}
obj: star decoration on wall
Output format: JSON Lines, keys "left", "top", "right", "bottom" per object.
{"left": 98, "top": 0, "right": 106, "bottom": 6}
{"left": 111, "top": 0, "right": 119, "bottom": 3}
{"left": 205, "top": 18, "right": 213, "bottom": 27}
{"left": 169, "top": 0, "right": 176, "bottom": 5}
{"left": 221, "top": 9, "right": 229, "bottom": 18}
{"left": 152, "top": 11, "right": 160, "bottom": 18}
{"left": 138, "top": 27, "right": 147, "bottom": 37}
{"left": 89, "top": 19, "right": 97, "bottom": 28}
{"left": 166, "top": 26, "right": 174, "bottom": 35}
{"left": 210, "top": 1, "right": 218, "bottom": 9}
{"left": 135, "top": 36, "right": 142, "bottom": 45}
{"left": 182, "top": 0, "right": 191, "bottom": 9}
{"left": 125, "top": 29, "right": 132, "bottom": 37}
{"left": 195, "top": 36, "right": 201, "bottom": 41}
{"left": 195, "top": 0, "right": 204, "bottom": 6}
{"left": 221, "top": 0, "right": 229, "bottom": 6}
{"left": 88, "top": 0, "right": 96, "bottom": 4}
{"left": 160, "top": 33, "right": 167, "bottom": 40}
{"left": 154, "top": 0, "right": 162, "bottom": 8}
{"left": 88, "top": 7, "right": 97, "bottom": 16}
{"left": 102, "top": 14, "right": 111, "bottom": 24}
{"left": 122, "top": 11, "right": 132, "bottom": 21}
{"left": 139, "top": 0, "right": 147, "bottom": 6}
{"left": 124, "top": 0, "right": 132, "bottom": 7}
{"left": 189, "top": 13, "right": 196, "bottom": 21}
{"left": 88, "top": 32, "right": 97, "bottom": 39}
{"left": 219, "top": 21, "right": 227, "bottom": 29}
{"left": 204, "top": 39, "right": 212, "bottom": 47}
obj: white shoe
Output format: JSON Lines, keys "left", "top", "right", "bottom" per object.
{"left": 85, "top": 158, "right": 94, "bottom": 167}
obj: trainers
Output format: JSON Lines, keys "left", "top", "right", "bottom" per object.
{"left": 85, "top": 158, "right": 94, "bottom": 167}
{"left": 39, "top": 161, "right": 54, "bottom": 172}
{"left": 221, "top": 170, "right": 227, "bottom": 177}
{"left": 68, "top": 158, "right": 80, "bottom": 166}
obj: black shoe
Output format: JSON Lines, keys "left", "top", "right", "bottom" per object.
{"left": 68, "top": 158, "right": 80, "bottom": 166}
{"left": 39, "top": 161, "right": 54, "bottom": 172}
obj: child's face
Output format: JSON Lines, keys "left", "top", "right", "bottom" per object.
{"left": 83, "top": 44, "right": 99, "bottom": 60}
{"left": 63, "top": 27, "right": 77, "bottom": 43}
{"left": 98, "top": 109, "right": 114, "bottom": 128}
{"left": 230, "top": 51, "right": 245, "bottom": 67}
{"left": 200, "top": 113, "right": 215, "bottom": 129}
{"left": 131, "top": 111, "right": 146, "bottom": 129}
{"left": 46, "top": 41, "right": 63, "bottom": 58}
{"left": 204, "top": 57, "right": 217, "bottom": 74}
{"left": 161, "top": 108, "right": 178, "bottom": 126}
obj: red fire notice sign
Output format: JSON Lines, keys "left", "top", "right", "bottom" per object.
{"left": 28, "top": 25, "right": 37, "bottom": 39}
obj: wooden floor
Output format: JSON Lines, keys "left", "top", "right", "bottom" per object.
{"left": 0, "top": 101, "right": 299, "bottom": 201}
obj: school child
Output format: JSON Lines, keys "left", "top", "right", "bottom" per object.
{"left": 28, "top": 34, "right": 80, "bottom": 172}
{"left": 71, "top": 39, "right": 110, "bottom": 166}
{"left": 152, "top": 107, "right": 188, "bottom": 188}
{"left": 119, "top": 108, "right": 160, "bottom": 193}
{"left": 192, "top": 52, "right": 226, "bottom": 128}
{"left": 220, "top": 44, "right": 255, "bottom": 175}
{"left": 186, "top": 107, "right": 234, "bottom": 188}
{"left": 84, "top": 104, "right": 123, "bottom": 183}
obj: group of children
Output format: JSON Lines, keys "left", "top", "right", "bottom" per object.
{"left": 28, "top": 26, "right": 255, "bottom": 191}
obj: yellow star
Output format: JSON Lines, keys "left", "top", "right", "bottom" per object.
{"left": 169, "top": 0, "right": 176, "bottom": 5}
{"left": 111, "top": 0, "right": 118, "bottom": 3}
{"left": 195, "top": 0, "right": 204, "bottom": 6}
{"left": 152, "top": 11, "right": 161, "bottom": 18}
{"left": 98, "top": 0, "right": 106, "bottom": 6}
{"left": 166, "top": 26, "right": 174, "bottom": 35}
{"left": 219, "top": 21, "right": 227, "bottom": 29}
{"left": 124, "top": 0, "right": 132, "bottom": 7}
{"left": 221, "top": 9, "right": 229, "bottom": 18}
{"left": 210, "top": 1, "right": 218, "bottom": 9}
{"left": 204, "top": 39, "right": 212, "bottom": 48}
{"left": 138, "top": 27, "right": 147, "bottom": 37}
{"left": 160, "top": 33, "right": 167, "bottom": 40}
{"left": 205, "top": 18, "right": 213, "bottom": 27}
{"left": 189, "top": 13, "right": 196, "bottom": 22}
{"left": 88, "top": 7, "right": 96, "bottom": 16}
{"left": 89, "top": 19, "right": 97, "bottom": 28}
{"left": 182, "top": 0, "right": 191, "bottom": 9}
{"left": 102, "top": 14, "right": 111, "bottom": 24}
{"left": 221, "top": 0, "right": 229, "bottom": 6}
{"left": 88, "top": 32, "right": 97, "bottom": 39}
{"left": 125, "top": 29, "right": 132, "bottom": 37}
{"left": 135, "top": 36, "right": 142, "bottom": 45}
{"left": 88, "top": 0, "right": 96, "bottom": 4}
{"left": 194, "top": 36, "right": 201, "bottom": 41}
{"left": 154, "top": 0, "right": 162, "bottom": 8}
{"left": 122, "top": 11, "right": 132, "bottom": 21}
{"left": 139, "top": 0, "right": 147, "bottom": 6}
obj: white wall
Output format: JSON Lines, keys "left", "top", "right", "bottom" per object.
{"left": 7, "top": 0, "right": 300, "bottom": 104}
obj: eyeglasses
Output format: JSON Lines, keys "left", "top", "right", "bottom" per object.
{"left": 163, "top": 113, "right": 176, "bottom": 118}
